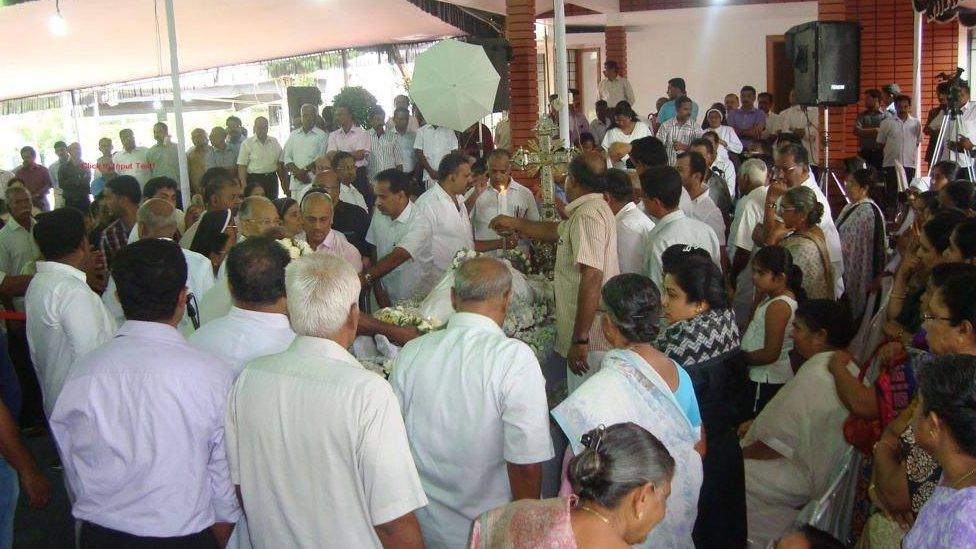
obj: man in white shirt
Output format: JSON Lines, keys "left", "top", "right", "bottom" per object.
{"left": 237, "top": 116, "right": 285, "bottom": 199}
{"left": 878, "top": 94, "right": 922, "bottom": 212}
{"left": 414, "top": 123, "right": 459, "bottom": 188}
{"left": 189, "top": 235, "right": 294, "bottom": 376}
{"left": 367, "top": 106, "right": 403, "bottom": 181}
{"left": 391, "top": 257, "right": 553, "bottom": 548}
{"left": 333, "top": 151, "right": 369, "bottom": 212}
{"left": 728, "top": 158, "right": 769, "bottom": 331}
{"left": 677, "top": 152, "right": 726, "bottom": 248}
{"left": 103, "top": 199, "right": 215, "bottom": 333}
{"left": 112, "top": 128, "right": 150, "bottom": 187}
{"left": 766, "top": 143, "right": 844, "bottom": 297}
{"left": 146, "top": 122, "right": 180, "bottom": 182}
{"left": 282, "top": 104, "right": 328, "bottom": 200}
{"left": 0, "top": 186, "right": 39, "bottom": 283}
{"left": 597, "top": 60, "right": 636, "bottom": 107}
{"left": 226, "top": 252, "right": 427, "bottom": 548}
{"left": 392, "top": 108, "right": 418, "bottom": 174}
{"left": 691, "top": 137, "right": 735, "bottom": 210}
{"left": 385, "top": 94, "right": 420, "bottom": 133}
{"left": 47, "top": 141, "right": 70, "bottom": 190}
{"left": 759, "top": 92, "right": 781, "bottom": 139}
{"left": 938, "top": 81, "right": 976, "bottom": 169}
{"left": 465, "top": 149, "right": 539, "bottom": 256}
{"left": 777, "top": 90, "right": 821, "bottom": 166}
{"left": 24, "top": 208, "right": 116, "bottom": 418}
{"left": 604, "top": 168, "right": 654, "bottom": 274}
{"left": 640, "top": 166, "right": 721, "bottom": 290}
{"left": 50, "top": 239, "right": 240, "bottom": 547}
{"left": 361, "top": 152, "right": 474, "bottom": 299}
{"left": 366, "top": 170, "right": 423, "bottom": 306}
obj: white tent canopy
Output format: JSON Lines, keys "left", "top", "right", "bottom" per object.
{"left": 0, "top": 0, "right": 463, "bottom": 101}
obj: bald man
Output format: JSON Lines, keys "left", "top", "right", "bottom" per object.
{"left": 282, "top": 104, "right": 328, "bottom": 200}
{"left": 390, "top": 257, "right": 553, "bottom": 548}
{"left": 237, "top": 116, "right": 286, "bottom": 199}
{"left": 112, "top": 128, "right": 150, "bottom": 186}
{"left": 297, "top": 192, "right": 362, "bottom": 272}
{"left": 103, "top": 198, "right": 216, "bottom": 333}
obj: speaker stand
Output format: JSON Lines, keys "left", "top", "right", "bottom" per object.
{"left": 819, "top": 106, "right": 849, "bottom": 204}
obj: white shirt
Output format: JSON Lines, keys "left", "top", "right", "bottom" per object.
{"left": 728, "top": 185, "right": 768, "bottom": 258}
{"left": 226, "top": 336, "right": 428, "bottom": 549}
{"left": 366, "top": 202, "right": 423, "bottom": 304}
{"left": 466, "top": 179, "right": 540, "bottom": 254}
{"left": 112, "top": 147, "right": 151, "bottom": 186}
{"left": 686, "top": 191, "right": 727, "bottom": 247}
{"left": 0, "top": 217, "right": 39, "bottom": 285}
{"left": 281, "top": 126, "right": 327, "bottom": 191}
{"left": 642, "top": 210, "right": 721, "bottom": 290}
{"left": 741, "top": 295, "right": 798, "bottom": 384}
{"left": 614, "top": 202, "right": 655, "bottom": 274}
{"left": 397, "top": 183, "right": 475, "bottom": 297}
{"left": 237, "top": 135, "right": 283, "bottom": 174}
{"left": 779, "top": 106, "right": 820, "bottom": 165}
{"left": 386, "top": 114, "right": 420, "bottom": 134}
{"left": 102, "top": 246, "right": 216, "bottom": 333}
{"left": 877, "top": 115, "right": 921, "bottom": 168}
{"left": 25, "top": 261, "right": 117, "bottom": 418}
{"left": 799, "top": 174, "right": 845, "bottom": 297}
{"left": 391, "top": 312, "right": 554, "bottom": 548}
{"left": 189, "top": 307, "right": 295, "bottom": 377}
{"left": 762, "top": 111, "right": 782, "bottom": 139}
{"left": 414, "top": 125, "right": 459, "bottom": 184}
{"left": 50, "top": 321, "right": 240, "bottom": 536}
{"left": 938, "top": 101, "right": 976, "bottom": 167}
{"left": 597, "top": 76, "right": 636, "bottom": 107}
{"left": 339, "top": 182, "right": 369, "bottom": 211}
{"left": 48, "top": 160, "right": 63, "bottom": 188}
{"left": 601, "top": 123, "right": 653, "bottom": 170}
{"left": 706, "top": 125, "right": 743, "bottom": 162}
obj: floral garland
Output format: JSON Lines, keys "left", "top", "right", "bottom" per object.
{"left": 373, "top": 306, "right": 443, "bottom": 335}
{"left": 450, "top": 247, "right": 534, "bottom": 274}
{"left": 277, "top": 238, "right": 314, "bottom": 259}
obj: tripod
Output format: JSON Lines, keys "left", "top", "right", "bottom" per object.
{"left": 928, "top": 107, "right": 976, "bottom": 181}
{"left": 818, "top": 106, "right": 849, "bottom": 203}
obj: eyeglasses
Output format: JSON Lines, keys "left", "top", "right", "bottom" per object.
{"left": 921, "top": 313, "right": 954, "bottom": 323}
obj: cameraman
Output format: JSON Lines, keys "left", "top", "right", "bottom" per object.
{"left": 937, "top": 79, "right": 976, "bottom": 178}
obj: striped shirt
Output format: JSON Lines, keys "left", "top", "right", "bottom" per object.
{"left": 367, "top": 128, "right": 403, "bottom": 180}
{"left": 656, "top": 117, "right": 702, "bottom": 166}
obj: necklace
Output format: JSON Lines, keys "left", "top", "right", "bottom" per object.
{"left": 951, "top": 467, "right": 976, "bottom": 489}
{"left": 579, "top": 505, "right": 612, "bottom": 525}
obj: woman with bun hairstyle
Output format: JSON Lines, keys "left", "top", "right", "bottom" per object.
{"left": 552, "top": 274, "right": 703, "bottom": 548}
{"left": 470, "top": 423, "right": 674, "bottom": 548}
{"left": 777, "top": 185, "right": 834, "bottom": 300}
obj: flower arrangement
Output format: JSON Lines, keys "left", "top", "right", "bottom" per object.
{"left": 360, "top": 356, "right": 395, "bottom": 379}
{"left": 450, "top": 248, "right": 480, "bottom": 271}
{"left": 502, "top": 248, "right": 532, "bottom": 274}
{"left": 277, "top": 238, "right": 313, "bottom": 259}
{"left": 373, "top": 306, "right": 443, "bottom": 335}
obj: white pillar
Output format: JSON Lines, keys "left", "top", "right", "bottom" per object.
{"left": 163, "top": 0, "right": 192, "bottom": 205}
{"left": 553, "top": 0, "right": 571, "bottom": 146}
{"left": 913, "top": 10, "right": 924, "bottom": 170}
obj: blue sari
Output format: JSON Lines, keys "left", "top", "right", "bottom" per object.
{"left": 551, "top": 349, "right": 703, "bottom": 548}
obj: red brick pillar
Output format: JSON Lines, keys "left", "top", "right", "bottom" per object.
{"left": 507, "top": 0, "right": 538, "bottom": 151}
{"left": 605, "top": 26, "right": 627, "bottom": 76}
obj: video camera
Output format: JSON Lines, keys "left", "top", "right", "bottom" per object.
{"left": 937, "top": 67, "right": 967, "bottom": 115}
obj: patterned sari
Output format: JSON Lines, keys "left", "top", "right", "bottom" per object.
{"left": 654, "top": 308, "right": 741, "bottom": 368}
{"left": 470, "top": 497, "right": 577, "bottom": 549}
{"left": 837, "top": 199, "right": 887, "bottom": 322}
{"left": 551, "top": 349, "right": 703, "bottom": 548}
{"left": 781, "top": 231, "right": 834, "bottom": 300}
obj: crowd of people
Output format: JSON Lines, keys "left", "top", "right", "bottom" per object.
{"left": 0, "top": 61, "right": 972, "bottom": 549}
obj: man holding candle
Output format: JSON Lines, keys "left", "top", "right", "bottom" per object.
{"left": 465, "top": 149, "right": 539, "bottom": 256}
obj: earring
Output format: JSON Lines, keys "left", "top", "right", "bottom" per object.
{"left": 930, "top": 429, "right": 937, "bottom": 438}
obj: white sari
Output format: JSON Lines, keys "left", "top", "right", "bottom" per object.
{"left": 552, "top": 349, "right": 703, "bottom": 548}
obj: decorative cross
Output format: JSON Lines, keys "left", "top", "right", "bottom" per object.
{"left": 511, "top": 117, "right": 575, "bottom": 222}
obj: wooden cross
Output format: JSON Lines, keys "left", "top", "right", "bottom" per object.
{"left": 512, "top": 117, "right": 575, "bottom": 222}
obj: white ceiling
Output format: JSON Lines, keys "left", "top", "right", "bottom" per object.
{"left": 442, "top": 0, "right": 618, "bottom": 14}
{"left": 0, "top": 0, "right": 463, "bottom": 101}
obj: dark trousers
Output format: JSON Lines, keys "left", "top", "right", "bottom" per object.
{"left": 246, "top": 172, "right": 280, "bottom": 199}
{"left": 884, "top": 166, "right": 915, "bottom": 215}
{"left": 81, "top": 522, "right": 218, "bottom": 549}
{"left": 859, "top": 148, "right": 884, "bottom": 172}
{"left": 7, "top": 326, "right": 42, "bottom": 429}
{"left": 747, "top": 380, "right": 784, "bottom": 418}
{"left": 354, "top": 166, "right": 375, "bottom": 212}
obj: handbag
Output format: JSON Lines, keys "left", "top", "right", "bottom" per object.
{"left": 842, "top": 342, "right": 911, "bottom": 455}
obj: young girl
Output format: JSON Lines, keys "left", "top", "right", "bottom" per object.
{"left": 740, "top": 245, "right": 805, "bottom": 415}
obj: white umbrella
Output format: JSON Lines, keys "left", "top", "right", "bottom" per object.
{"left": 410, "top": 39, "right": 500, "bottom": 132}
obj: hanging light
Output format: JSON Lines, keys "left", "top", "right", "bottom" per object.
{"left": 49, "top": 0, "right": 67, "bottom": 36}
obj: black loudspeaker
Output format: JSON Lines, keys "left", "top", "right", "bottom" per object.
{"left": 285, "top": 86, "right": 322, "bottom": 128}
{"left": 465, "top": 37, "right": 513, "bottom": 112}
{"left": 785, "top": 21, "right": 860, "bottom": 106}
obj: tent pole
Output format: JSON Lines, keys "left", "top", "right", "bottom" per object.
{"left": 164, "top": 0, "right": 192, "bottom": 206}
{"left": 554, "top": 0, "right": 571, "bottom": 146}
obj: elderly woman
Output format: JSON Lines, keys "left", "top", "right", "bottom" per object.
{"left": 740, "top": 299, "right": 860, "bottom": 547}
{"left": 471, "top": 423, "right": 674, "bottom": 548}
{"left": 553, "top": 274, "right": 703, "bottom": 548}
{"left": 777, "top": 186, "right": 834, "bottom": 300}
{"left": 903, "top": 355, "right": 976, "bottom": 547}
{"left": 653, "top": 246, "right": 745, "bottom": 548}
{"left": 837, "top": 168, "right": 887, "bottom": 323}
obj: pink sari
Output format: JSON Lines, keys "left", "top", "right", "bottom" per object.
{"left": 469, "top": 497, "right": 577, "bottom": 548}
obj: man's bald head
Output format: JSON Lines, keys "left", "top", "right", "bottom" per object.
{"left": 301, "top": 192, "right": 334, "bottom": 246}
{"left": 238, "top": 196, "right": 280, "bottom": 238}
{"left": 137, "top": 198, "right": 179, "bottom": 239}
{"left": 452, "top": 257, "right": 512, "bottom": 320}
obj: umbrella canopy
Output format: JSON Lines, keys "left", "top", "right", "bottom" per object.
{"left": 410, "top": 39, "right": 500, "bottom": 132}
